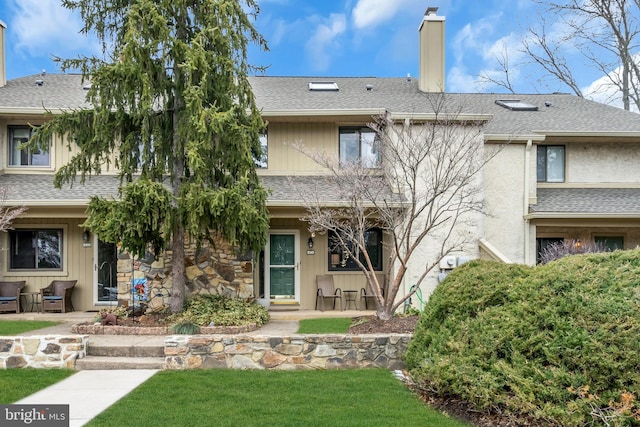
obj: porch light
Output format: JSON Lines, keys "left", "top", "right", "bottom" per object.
{"left": 308, "top": 237, "right": 314, "bottom": 248}
{"left": 82, "top": 230, "right": 90, "bottom": 243}
{"left": 574, "top": 239, "right": 582, "bottom": 248}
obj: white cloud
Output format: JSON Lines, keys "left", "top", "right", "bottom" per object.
{"left": 352, "top": 0, "right": 411, "bottom": 29}
{"left": 9, "top": 0, "right": 98, "bottom": 59}
{"left": 305, "top": 14, "right": 347, "bottom": 72}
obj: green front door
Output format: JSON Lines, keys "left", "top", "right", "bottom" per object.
{"left": 267, "top": 232, "right": 299, "bottom": 301}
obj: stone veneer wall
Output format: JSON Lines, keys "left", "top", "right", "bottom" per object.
{"left": 116, "top": 234, "right": 254, "bottom": 311}
{"left": 0, "top": 336, "right": 87, "bottom": 369}
{"left": 164, "top": 334, "right": 411, "bottom": 370}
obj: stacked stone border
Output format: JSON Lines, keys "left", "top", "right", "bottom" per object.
{"left": 165, "top": 334, "right": 411, "bottom": 370}
{"left": 1, "top": 333, "right": 410, "bottom": 370}
{"left": 0, "top": 335, "right": 87, "bottom": 369}
{"left": 71, "top": 323, "right": 258, "bottom": 335}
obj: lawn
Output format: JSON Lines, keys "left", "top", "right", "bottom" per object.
{"left": 87, "top": 369, "right": 469, "bottom": 427}
{"left": 296, "top": 317, "right": 352, "bottom": 333}
{"left": 0, "top": 320, "right": 62, "bottom": 335}
{"left": 0, "top": 369, "right": 75, "bottom": 403}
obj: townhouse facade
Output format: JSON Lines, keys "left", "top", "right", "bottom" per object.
{"left": 1, "top": 8, "right": 640, "bottom": 312}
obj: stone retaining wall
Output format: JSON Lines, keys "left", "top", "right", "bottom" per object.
{"left": 0, "top": 336, "right": 87, "bottom": 369}
{"left": 165, "top": 334, "right": 411, "bottom": 370}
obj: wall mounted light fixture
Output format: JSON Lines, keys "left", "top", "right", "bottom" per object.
{"left": 82, "top": 230, "right": 90, "bottom": 243}
{"left": 308, "top": 237, "right": 314, "bottom": 248}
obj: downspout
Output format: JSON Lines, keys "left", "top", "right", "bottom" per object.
{"left": 523, "top": 139, "right": 533, "bottom": 264}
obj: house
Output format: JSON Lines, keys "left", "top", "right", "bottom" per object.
{"left": 1, "top": 7, "right": 640, "bottom": 313}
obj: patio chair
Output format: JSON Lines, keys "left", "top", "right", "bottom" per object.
{"left": 315, "top": 275, "right": 343, "bottom": 311}
{"left": 360, "top": 274, "right": 385, "bottom": 310}
{"left": 41, "top": 280, "right": 77, "bottom": 313}
{"left": 0, "top": 281, "right": 26, "bottom": 313}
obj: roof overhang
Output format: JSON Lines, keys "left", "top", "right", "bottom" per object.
{"left": 525, "top": 212, "right": 640, "bottom": 220}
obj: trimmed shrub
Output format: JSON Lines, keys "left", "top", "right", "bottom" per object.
{"left": 406, "top": 250, "right": 640, "bottom": 426}
{"left": 168, "top": 294, "right": 270, "bottom": 327}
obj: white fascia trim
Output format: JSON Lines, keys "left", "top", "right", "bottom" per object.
{"left": 7, "top": 200, "right": 89, "bottom": 207}
{"left": 0, "top": 107, "right": 83, "bottom": 115}
{"left": 484, "top": 134, "right": 546, "bottom": 142}
{"left": 525, "top": 212, "right": 640, "bottom": 220}
{"left": 532, "top": 131, "right": 640, "bottom": 138}
{"left": 261, "top": 109, "right": 386, "bottom": 117}
{"left": 389, "top": 113, "right": 493, "bottom": 122}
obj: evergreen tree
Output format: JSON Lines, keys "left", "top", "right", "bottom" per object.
{"left": 34, "top": 0, "right": 270, "bottom": 312}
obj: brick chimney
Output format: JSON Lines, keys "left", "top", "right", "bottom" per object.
{"left": 0, "top": 20, "right": 5, "bottom": 87}
{"left": 418, "top": 7, "right": 445, "bottom": 92}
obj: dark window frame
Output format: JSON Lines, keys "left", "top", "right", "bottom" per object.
{"left": 339, "top": 127, "right": 381, "bottom": 168}
{"left": 7, "top": 125, "right": 50, "bottom": 167}
{"left": 328, "top": 228, "right": 383, "bottom": 271}
{"left": 9, "top": 228, "right": 63, "bottom": 271}
{"left": 537, "top": 145, "right": 565, "bottom": 183}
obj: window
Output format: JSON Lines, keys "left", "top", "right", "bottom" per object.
{"left": 495, "top": 99, "right": 539, "bottom": 111}
{"left": 339, "top": 127, "right": 380, "bottom": 167}
{"left": 536, "top": 237, "right": 563, "bottom": 264}
{"left": 537, "top": 145, "right": 565, "bottom": 182}
{"left": 8, "top": 126, "right": 50, "bottom": 167}
{"left": 9, "top": 229, "right": 62, "bottom": 270}
{"left": 328, "top": 228, "right": 382, "bottom": 271}
{"left": 594, "top": 236, "right": 624, "bottom": 251}
{"left": 255, "top": 132, "right": 268, "bottom": 168}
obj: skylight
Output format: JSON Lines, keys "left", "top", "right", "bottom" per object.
{"left": 495, "top": 99, "right": 538, "bottom": 111}
{"left": 308, "top": 81, "right": 339, "bottom": 91}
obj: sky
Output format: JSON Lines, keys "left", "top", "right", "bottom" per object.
{"left": 0, "top": 0, "right": 624, "bottom": 105}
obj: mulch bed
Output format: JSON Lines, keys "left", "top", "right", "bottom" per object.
{"left": 348, "top": 315, "right": 418, "bottom": 334}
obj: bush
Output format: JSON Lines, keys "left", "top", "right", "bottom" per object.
{"left": 168, "top": 294, "right": 270, "bottom": 327}
{"left": 406, "top": 250, "right": 640, "bottom": 426}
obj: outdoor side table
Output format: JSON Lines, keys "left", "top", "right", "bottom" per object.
{"left": 343, "top": 290, "right": 358, "bottom": 310}
{"left": 20, "top": 292, "right": 41, "bottom": 313}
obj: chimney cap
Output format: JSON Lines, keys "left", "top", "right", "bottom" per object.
{"left": 425, "top": 6, "right": 438, "bottom": 16}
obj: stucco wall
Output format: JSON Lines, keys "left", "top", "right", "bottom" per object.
{"left": 567, "top": 141, "right": 640, "bottom": 183}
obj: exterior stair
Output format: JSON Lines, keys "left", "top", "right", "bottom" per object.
{"left": 75, "top": 339, "right": 165, "bottom": 370}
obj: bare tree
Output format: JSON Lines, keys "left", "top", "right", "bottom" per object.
{"left": 477, "top": 40, "right": 518, "bottom": 94}
{"left": 294, "top": 95, "right": 502, "bottom": 321}
{"left": 524, "top": 0, "right": 640, "bottom": 111}
{"left": 0, "top": 187, "right": 26, "bottom": 237}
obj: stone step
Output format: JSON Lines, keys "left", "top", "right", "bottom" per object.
{"left": 87, "top": 344, "right": 164, "bottom": 358}
{"left": 76, "top": 356, "right": 165, "bottom": 370}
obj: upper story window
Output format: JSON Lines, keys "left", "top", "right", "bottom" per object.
{"left": 255, "top": 132, "right": 268, "bottom": 169}
{"left": 339, "top": 127, "right": 380, "bottom": 168}
{"left": 8, "top": 125, "right": 50, "bottom": 167}
{"left": 9, "top": 229, "right": 63, "bottom": 270}
{"left": 537, "top": 145, "right": 564, "bottom": 182}
{"left": 328, "top": 228, "right": 383, "bottom": 271}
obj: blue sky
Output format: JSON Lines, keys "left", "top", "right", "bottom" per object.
{"left": 0, "top": 0, "right": 618, "bottom": 102}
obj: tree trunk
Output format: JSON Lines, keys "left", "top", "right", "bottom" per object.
{"left": 169, "top": 223, "right": 186, "bottom": 313}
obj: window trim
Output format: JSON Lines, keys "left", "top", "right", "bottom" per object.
{"left": 7, "top": 125, "right": 53, "bottom": 170}
{"left": 537, "top": 145, "right": 565, "bottom": 183}
{"left": 255, "top": 131, "right": 268, "bottom": 169}
{"left": 592, "top": 234, "right": 625, "bottom": 251}
{"left": 338, "top": 126, "right": 381, "bottom": 168}
{"left": 327, "top": 228, "right": 383, "bottom": 272}
{"left": 5, "top": 225, "right": 69, "bottom": 276}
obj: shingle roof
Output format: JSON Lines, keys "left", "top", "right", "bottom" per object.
{"left": 249, "top": 76, "right": 640, "bottom": 135}
{"left": 3, "top": 74, "right": 640, "bottom": 136}
{"left": 0, "top": 74, "right": 90, "bottom": 110}
{"left": 530, "top": 188, "right": 640, "bottom": 215}
{"left": 0, "top": 174, "right": 402, "bottom": 208}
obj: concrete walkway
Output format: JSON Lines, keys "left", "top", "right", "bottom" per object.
{"left": 5, "top": 309, "right": 374, "bottom": 426}
{"left": 16, "top": 369, "right": 158, "bottom": 427}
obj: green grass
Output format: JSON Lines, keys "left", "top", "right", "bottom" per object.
{"left": 87, "top": 369, "right": 469, "bottom": 427}
{"left": 0, "top": 320, "right": 62, "bottom": 335}
{"left": 0, "top": 369, "right": 75, "bottom": 403}
{"left": 296, "top": 317, "right": 352, "bottom": 333}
